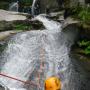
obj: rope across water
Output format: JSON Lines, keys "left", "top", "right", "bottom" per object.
{"left": 0, "top": 48, "right": 46, "bottom": 89}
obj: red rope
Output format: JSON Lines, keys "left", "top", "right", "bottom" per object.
{"left": 0, "top": 48, "right": 45, "bottom": 88}
{"left": 0, "top": 73, "right": 37, "bottom": 86}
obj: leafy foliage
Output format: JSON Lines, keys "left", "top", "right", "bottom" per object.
{"left": 78, "top": 40, "right": 90, "bottom": 47}
{"left": 78, "top": 7, "right": 90, "bottom": 23}
{"left": 78, "top": 40, "right": 90, "bottom": 55}
{"left": 85, "top": 46, "right": 90, "bottom": 54}
{"left": 72, "top": 5, "right": 90, "bottom": 24}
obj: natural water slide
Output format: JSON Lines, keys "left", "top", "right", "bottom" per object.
{"left": 0, "top": 15, "right": 79, "bottom": 90}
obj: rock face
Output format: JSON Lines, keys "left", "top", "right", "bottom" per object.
{"left": 0, "top": 31, "right": 22, "bottom": 41}
{"left": 0, "top": 9, "right": 28, "bottom": 32}
{"left": 39, "top": 0, "right": 59, "bottom": 13}
{"left": 64, "top": 0, "right": 85, "bottom": 8}
{"left": 0, "top": 21, "right": 13, "bottom": 31}
{"left": 39, "top": 0, "right": 85, "bottom": 13}
{"left": 80, "top": 24, "right": 90, "bottom": 39}
{"left": 72, "top": 45, "right": 90, "bottom": 73}
{"left": 0, "top": 10, "right": 26, "bottom": 21}
{"left": 0, "top": 9, "right": 28, "bottom": 41}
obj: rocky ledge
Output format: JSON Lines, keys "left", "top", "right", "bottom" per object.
{"left": 0, "top": 10, "right": 27, "bottom": 21}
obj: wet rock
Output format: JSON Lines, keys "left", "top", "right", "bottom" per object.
{"left": 0, "top": 11, "right": 43, "bottom": 31}
{"left": 0, "top": 84, "right": 9, "bottom": 90}
{"left": 0, "top": 83, "right": 9, "bottom": 90}
{"left": 46, "top": 11, "right": 64, "bottom": 21}
{"left": 0, "top": 30, "right": 22, "bottom": 41}
{"left": 63, "top": 18, "right": 90, "bottom": 40}
{"left": 13, "top": 20, "right": 44, "bottom": 30}
{"left": 0, "top": 21, "right": 13, "bottom": 31}
{"left": 0, "top": 85, "right": 5, "bottom": 90}
{"left": 79, "top": 24, "right": 90, "bottom": 39}
{"left": 29, "top": 20, "right": 44, "bottom": 30}
{"left": 72, "top": 52, "right": 90, "bottom": 73}
{"left": 39, "top": 0, "right": 59, "bottom": 13}
{"left": 0, "top": 10, "right": 27, "bottom": 21}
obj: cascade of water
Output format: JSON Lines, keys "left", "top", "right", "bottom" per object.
{"left": 31, "top": 0, "right": 40, "bottom": 16}
{"left": 9, "top": 1, "right": 19, "bottom": 12}
{"left": 0, "top": 15, "right": 79, "bottom": 90}
{"left": 31, "top": 0, "right": 37, "bottom": 15}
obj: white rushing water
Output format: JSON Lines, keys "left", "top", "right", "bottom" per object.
{"left": 9, "top": 1, "right": 19, "bottom": 12}
{"left": 32, "top": 0, "right": 37, "bottom": 15}
{"left": 0, "top": 15, "right": 77, "bottom": 90}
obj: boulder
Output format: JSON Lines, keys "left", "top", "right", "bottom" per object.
{"left": 39, "top": 0, "right": 59, "bottom": 13}
{"left": 0, "top": 10, "right": 27, "bottom": 21}
{"left": 71, "top": 50, "right": 90, "bottom": 73}
{"left": 0, "top": 30, "right": 22, "bottom": 41}
{"left": 0, "top": 21, "right": 13, "bottom": 31}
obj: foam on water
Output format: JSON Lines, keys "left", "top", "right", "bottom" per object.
{"left": 0, "top": 15, "right": 76, "bottom": 90}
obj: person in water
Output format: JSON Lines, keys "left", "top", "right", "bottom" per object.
{"left": 45, "top": 77, "right": 61, "bottom": 90}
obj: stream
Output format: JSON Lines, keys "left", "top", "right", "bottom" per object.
{"left": 0, "top": 0, "right": 89, "bottom": 89}
{"left": 0, "top": 15, "right": 83, "bottom": 90}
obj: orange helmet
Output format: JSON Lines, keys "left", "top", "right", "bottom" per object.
{"left": 45, "top": 77, "right": 61, "bottom": 90}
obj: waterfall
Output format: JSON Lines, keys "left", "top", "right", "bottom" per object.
{"left": 9, "top": 1, "right": 19, "bottom": 12}
{"left": 31, "top": 0, "right": 40, "bottom": 15}
{"left": 0, "top": 15, "right": 79, "bottom": 90}
{"left": 32, "top": 0, "right": 37, "bottom": 15}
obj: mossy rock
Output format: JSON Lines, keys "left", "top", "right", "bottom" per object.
{"left": 13, "top": 20, "right": 44, "bottom": 30}
{"left": 0, "top": 21, "right": 14, "bottom": 31}
{"left": 0, "top": 19, "right": 44, "bottom": 31}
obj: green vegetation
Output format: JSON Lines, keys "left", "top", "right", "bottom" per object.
{"left": 72, "top": 5, "right": 90, "bottom": 56}
{"left": 78, "top": 40, "right": 90, "bottom": 55}
{"left": 72, "top": 5, "right": 90, "bottom": 24}
{"left": 78, "top": 40, "right": 90, "bottom": 47}
{"left": 14, "top": 23, "right": 32, "bottom": 31}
